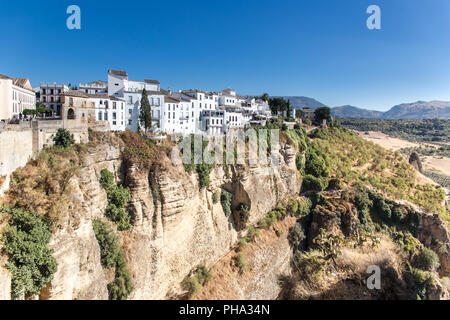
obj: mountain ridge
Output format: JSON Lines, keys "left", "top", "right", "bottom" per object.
{"left": 276, "top": 96, "right": 450, "bottom": 119}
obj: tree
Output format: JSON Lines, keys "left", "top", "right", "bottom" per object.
{"left": 295, "top": 109, "right": 305, "bottom": 119}
{"left": 1, "top": 207, "right": 57, "bottom": 299}
{"left": 314, "top": 107, "right": 332, "bottom": 125}
{"left": 53, "top": 128, "right": 75, "bottom": 148}
{"left": 139, "top": 88, "right": 152, "bottom": 132}
{"left": 286, "top": 99, "right": 292, "bottom": 119}
{"left": 269, "top": 97, "right": 289, "bottom": 116}
{"left": 260, "top": 93, "right": 270, "bottom": 102}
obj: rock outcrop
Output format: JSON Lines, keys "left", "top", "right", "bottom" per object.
{"left": 37, "top": 134, "right": 301, "bottom": 300}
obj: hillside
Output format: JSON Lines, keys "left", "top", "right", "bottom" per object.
{"left": 332, "top": 105, "right": 383, "bottom": 118}
{"left": 0, "top": 126, "right": 448, "bottom": 301}
{"left": 381, "top": 101, "right": 450, "bottom": 120}
{"left": 277, "top": 96, "right": 326, "bottom": 110}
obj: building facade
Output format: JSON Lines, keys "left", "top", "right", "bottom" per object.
{"left": 38, "top": 83, "right": 70, "bottom": 116}
{"left": 0, "top": 74, "right": 36, "bottom": 121}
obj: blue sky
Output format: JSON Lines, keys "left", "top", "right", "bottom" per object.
{"left": 1, "top": 0, "right": 449, "bottom": 111}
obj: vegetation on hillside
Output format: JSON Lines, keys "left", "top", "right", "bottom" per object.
{"left": 1, "top": 206, "right": 57, "bottom": 300}
{"left": 308, "top": 126, "right": 446, "bottom": 218}
{"left": 338, "top": 118, "right": 449, "bottom": 143}
{"left": 4, "top": 145, "right": 82, "bottom": 226}
{"left": 92, "top": 219, "right": 134, "bottom": 300}
{"left": 99, "top": 169, "right": 132, "bottom": 231}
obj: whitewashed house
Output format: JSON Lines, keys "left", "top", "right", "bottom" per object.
{"left": 0, "top": 74, "right": 36, "bottom": 121}
{"left": 79, "top": 80, "right": 107, "bottom": 95}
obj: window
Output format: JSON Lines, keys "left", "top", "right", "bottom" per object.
{"left": 113, "top": 112, "right": 117, "bottom": 120}
{"left": 104, "top": 112, "right": 108, "bottom": 120}
{"left": 128, "top": 109, "right": 132, "bottom": 115}
{"left": 113, "top": 102, "right": 117, "bottom": 109}
{"left": 98, "top": 112, "right": 102, "bottom": 120}
{"left": 129, "top": 96, "right": 133, "bottom": 104}
{"left": 128, "top": 119, "right": 132, "bottom": 125}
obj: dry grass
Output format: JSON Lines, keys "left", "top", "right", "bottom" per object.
{"left": 194, "top": 217, "right": 296, "bottom": 300}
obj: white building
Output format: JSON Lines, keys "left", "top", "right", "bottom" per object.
{"left": 107, "top": 70, "right": 164, "bottom": 132}
{"left": 79, "top": 80, "right": 107, "bottom": 95}
{"left": 38, "top": 83, "right": 70, "bottom": 116}
{"left": 0, "top": 74, "right": 36, "bottom": 121}
{"left": 201, "top": 110, "right": 225, "bottom": 136}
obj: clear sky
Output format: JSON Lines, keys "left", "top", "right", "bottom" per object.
{"left": 1, "top": 0, "right": 449, "bottom": 111}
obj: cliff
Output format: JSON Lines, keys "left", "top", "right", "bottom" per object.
{"left": 0, "top": 131, "right": 300, "bottom": 300}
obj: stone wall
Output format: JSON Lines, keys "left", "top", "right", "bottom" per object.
{"left": 0, "top": 125, "right": 34, "bottom": 195}
{"left": 0, "top": 119, "right": 94, "bottom": 196}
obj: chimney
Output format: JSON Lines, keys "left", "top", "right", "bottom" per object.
{"left": 168, "top": 87, "right": 172, "bottom": 96}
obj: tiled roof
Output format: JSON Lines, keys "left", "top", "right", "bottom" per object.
{"left": 108, "top": 70, "right": 128, "bottom": 77}
{"left": 144, "top": 79, "right": 160, "bottom": 85}
{"left": 165, "top": 96, "right": 181, "bottom": 103}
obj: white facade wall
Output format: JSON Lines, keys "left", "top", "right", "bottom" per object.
{"left": 93, "top": 97, "right": 126, "bottom": 131}
{"left": 0, "top": 78, "right": 36, "bottom": 121}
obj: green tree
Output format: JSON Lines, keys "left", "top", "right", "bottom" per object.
{"left": 139, "top": 88, "right": 152, "bottom": 132}
{"left": 260, "top": 93, "right": 270, "bottom": 102}
{"left": 1, "top": 207, "right": 57, "bottom": 299}
{"left": 53, "top": 128, "right": 75, "bottom": 148}
{"left": 314, "top": 107, "right": 332, "bottom": 125}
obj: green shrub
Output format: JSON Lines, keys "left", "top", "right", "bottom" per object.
{"left": 287, "top": 199, "right": 299, "bottom": 215}
{"left": 183, "top": 265, "right": 211, "bottom": 299}
{"left": 327, "top": 178, "right": 343, "bottom": 190}
{"left": 92, "top": 219, "right": 120, "bottom": 268}
{"left": 237, "top": 203, "right": 250, "bottom": 223}
{"left": 296, "top": 153, "right": 305, "bottom": 173}
{"left": 1, "top": 207, "right": 57, "bottom": 299}
{"left": 92, "top": 219, "right": 134, "bottom": 300}
{"left": 99, "top": 170, "right": 132, "bottom": 231}
{"left": 107, "top": 249, "right": 134, "bottom": 300}
{"left": 99, "top": 169, "right": 115, "bottom": 191}
{"left": 212, "top": 191, "right": 220, "bottom": 204}
{"left": 238, "top": 238, "right": 248, "bottom": 251}
{"left": 415, "top": 247, "right": 440, "bottom": 272}
{"left": 302, "top": 175, "right": 328, "bottom": 192}
{"left": 235, "top": 253, "right": 248, "bottom": 275}
{"left": 220, "top": 189, "right": 233, "bottom": 217}
{"left": 53, "top": 128, "right": 75, "bottom": 148}
{"left": 297, "top": 197, "right": 313, "bottom": 216}
{"left": 289, "top": 222, "right": 306, "bottom": 250}
{"left": 246, "top": 226, "right": 260, "bottom": 242}
{"left": 411, "top": 267, "right": 433, "bottom": 300}
{"left": 305, "top": 148, "right": 330, "bottom": 178}
{"left": 197, "top": 163, "right": 212, "bottom": 188}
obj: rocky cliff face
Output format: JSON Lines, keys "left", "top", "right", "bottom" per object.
{"left": 34, "top": 134, "right": 301, "bottom": 300}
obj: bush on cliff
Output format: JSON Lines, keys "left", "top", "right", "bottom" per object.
{"left": 220, "top": 189, "right": 233, "bottom": 217}
{"left": 53, "top": 128, "right": 75, "bottom": 148}
{"left": 302, "top": 175, "right": 328, "bottom": 192}
{"left": 99, "top": 169, "right": 132, "bottom": 231}
{"left": 1, "top": 206, "right": 57, "bottom": 299}
{"left": 92, "top": 219, "right": 134, "bottom": 300}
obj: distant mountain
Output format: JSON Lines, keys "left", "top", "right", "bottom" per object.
{"left": 276, "top": 96, "right": 450, "bottom": 119}
{"left": 277, "top": 96, "right": 326, "bottom": 110}
{"left": 332, "top": 105, "right": 383, "bottom": 118}
{"left": 380, "top": 101, "right": 450, "bottom": 120}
